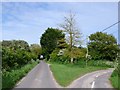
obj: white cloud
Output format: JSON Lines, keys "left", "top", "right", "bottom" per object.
{"left": 2, "top": 2, "right": 118, "bottom": 45}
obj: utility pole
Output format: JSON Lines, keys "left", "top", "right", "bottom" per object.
{"left": 86, "top": 36, "right": 89, "bottom": 58}
{"left": 86, "top": 36, "right": 89, "bottom": 67}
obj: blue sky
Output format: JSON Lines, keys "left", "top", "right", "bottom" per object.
{"left": 1, "top": 2, "right": 118, "bottom": 46}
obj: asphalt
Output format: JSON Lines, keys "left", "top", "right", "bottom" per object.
{"left": 67, "top": 68, "right": 114, "bottom": 88}
{"left": 14, "top": 61, "right": 114, "bottom": 89}
{"left": 14, "top": 61, "right": 60, "bottom": 88}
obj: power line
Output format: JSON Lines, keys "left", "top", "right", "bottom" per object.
{"left": 82, "top": 21, "right": 119, "bottom": 46}
{"left": 101, "top": 21, "right": 120, "bottom": 32}
{"left": 83, "top": 21, "right": 119, "bottom": 42}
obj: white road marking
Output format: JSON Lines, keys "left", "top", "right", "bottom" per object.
{"left": 35, "top": 79, "right": 41, "bottom": 82}
{"left": 103, "top": 72, "right": 107, "bottom": 74}
{"left": 91, "top": 81, "right": 95, "bottom": 88}
{"left": 96, "top": 75, "right": 98, "bottom": 77}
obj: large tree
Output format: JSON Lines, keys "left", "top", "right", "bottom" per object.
{"left": 88, "top": 32, "right": 119, "bottom": 61}
{"left": 59, "top": 12, "right": 82, "bottom": 63}
{"left": 40, "top": 28, "right": 65, "bottom": 59}
{"left": 57, "top": 38, "right": 68, "bottom": 49}
{"left": 30, "top": 44, "right": 41, "bottom": 57}
{"left": 2, "top": 40, "right": 30, "bottom": 51}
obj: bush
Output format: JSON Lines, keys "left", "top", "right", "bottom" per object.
{"left": 110, "top": 68, "right": 119, "bottom": 89}
{"left": 87, "top": 60, "right": 114, "bottom": 68}
{"left": 49, "top": 50, "right": 70, "bottom": 64}
{"left": 2, "top": 47, "right": 37, "bottom": 71}
{"left": 2, "top": 40, "right": 38, "bottom": 89}
{"left": 111, "top": 69, "right": 118, "bottom": 77}
{"left": 73, "top": 58, "right": 114, "bottom": 68}
{"left": 74, "top": 58, "right": 86, "bottom": 67}
{"left": 2, "top": 62, "right": 38, "bottom": 89}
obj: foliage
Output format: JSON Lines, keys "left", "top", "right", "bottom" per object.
{"left": 2, "top": 47, "right": 37, "bottom": 71}
{"left": 49, "top": 49, "right": 70, "bottom": 64}
{"left": 2, "top": 40, "right": 38, "bottom": 89}
{"left": 64, "top": 48, "right": 86, "bottom": 59}
{"left": 110, "top": 69, "right": 119, "bottom": 89}
{"left": 88, "top": 32, "right": 119, "bottom": 61}
{"left": 49, "top": 47, "right": 86, "bottom": 64}
{"left": 87, "top": 60, "right": 114, "bottom": 68}
{"left": 2, "top": 40, "right": 38, "bottom": 71}
{"left": 40, "top": 28, "right": 65, "bottom": 59}
{"left": 59, "top": 12, "right": 82, "bottom": 48}
{"left": 2, "top": 40, "right": 30, "bottom": 51}
{"left": 30, "top": 44, "right": 42, "bottom": 56}
{"left": 2, "top": 62, "right": 38, "bottom": 90}
{"left": 59, "top": 12, "right": 82, "bottom": 63}
{"left": 57, "top": 38, "right": 68, "bottom": 49}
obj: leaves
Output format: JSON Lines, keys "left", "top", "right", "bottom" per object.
{"left": 40, "top": 28, "right": 65, "bottom": 59}
{"left": 2, "top": 40, "right": 37, "bottom": 71}
{"left": 88, "top": 32, "right": 118, "bottom": 61}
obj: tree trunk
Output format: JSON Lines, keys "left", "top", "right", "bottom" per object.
{"left": 71, "top": 57, "right": 73, "bottom": 63}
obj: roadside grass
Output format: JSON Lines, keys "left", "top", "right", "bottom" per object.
{"left": 110, "top": 75, "right": 118, "bottom": 89}
{"left": 110, "top": 69, "right": 119, "bottom": 89}
{"left": 2, "top": 61, "right": 38, "bottom": 90}
{"left": 50, "top": 63, "right": 108, "bottom": 87}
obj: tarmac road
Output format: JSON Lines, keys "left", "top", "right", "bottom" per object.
{"left": 14, "top": 61, "right": 114, "bottom": 89}
{"left": 67, "top": 68, "right": 114, "bottom": 88}
{"left": 15, "top": 61, "right": 60, "bottom": 88}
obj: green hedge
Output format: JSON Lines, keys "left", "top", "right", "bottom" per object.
{"left": 110, "top": 69, "right": 119, "bottom": 89}
{"left": 2, "top": 62, "right": 38, "bottom": 90}
{"left": 2, "top": 47, "right": 37, "bottom": 71}
{"left": 87, "top": 60, "right": 114, "bottom": 68}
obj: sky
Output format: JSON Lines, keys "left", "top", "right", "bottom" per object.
{"left": 1, "top": 2, "right": 118, "bottom": 46}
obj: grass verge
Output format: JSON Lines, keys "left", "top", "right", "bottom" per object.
{"left": 50, "top": 63, "right": 108, "bottom": 87}
{"left": 2, "top": 61, "right": 38, "bottom": 90}
{"left": 110, "top": 69, "right": 119, "bottom": 89}
{"left": 110, "top": 75, "right": 118, "bottom": 89}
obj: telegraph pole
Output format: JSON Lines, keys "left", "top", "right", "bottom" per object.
{"left": 86, "top": 36, "right": 89, "bottom": 67}
{"left": 86, "top": 36, "right": 89, "bottom": 58}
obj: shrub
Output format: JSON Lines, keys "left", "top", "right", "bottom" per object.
{"left": 110, "top": 68, "right": 119, "bottom": 89}
{"left": 2, "top": 62, "right": 38, "bottom": 89}
{"left": 49, "top": 49, "right": 70, "bottom": 64}
{"left": 87, "top": 60, "right": 114, "bottom": 67}
{"left": 2, "top": 47, "right": 37, "bottom": 71}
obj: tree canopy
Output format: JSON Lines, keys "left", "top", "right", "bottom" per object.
{"left": 59, "top": 12, "right": 82, "bottom": 63}
{"left": 30, "top": 44, "right": 41, "bottom": 56}
{"left": 88, "top": 32, "right": 119, "bottom": 61}
{"left": 2, "top": 40, "right": 30, "bottom": 51}
{"left": 40, "top": 28, "right": 65, "bottom": 59}
{"left": 2, "top": 40, "right": 37, "bottom": 71}
{"left": 59, "top": 12, "right": 82, "bottom": 50}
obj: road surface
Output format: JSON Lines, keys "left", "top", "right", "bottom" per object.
{"left": 67, "top": 68, "right": 114, "bottom": 88}
{"left": 15, "top": 61, "right": 60, "bottom": 88}
{"left": 14, "top": 61, "right": 114, "bottom": 89}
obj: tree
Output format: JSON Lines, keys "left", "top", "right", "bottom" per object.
{"left": 88, "top": 32, "right": 119, "bottom": 61}
{"left": 40, "top": 28, "right": 65, "bottom": 59}
{"left": 57, "top": 38, "right": 68, "bottom": 49}
{"left": 59, "top": 12, "right": 82, "bottom": 63}
{"left": 2, "top": 40, "right": 30, "bottom": 51}
{"left": 30, "top": 44, "right": 41, "bottom": 57}
{"left": 2, "top": 40, "right": 37, "bottom": 71}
